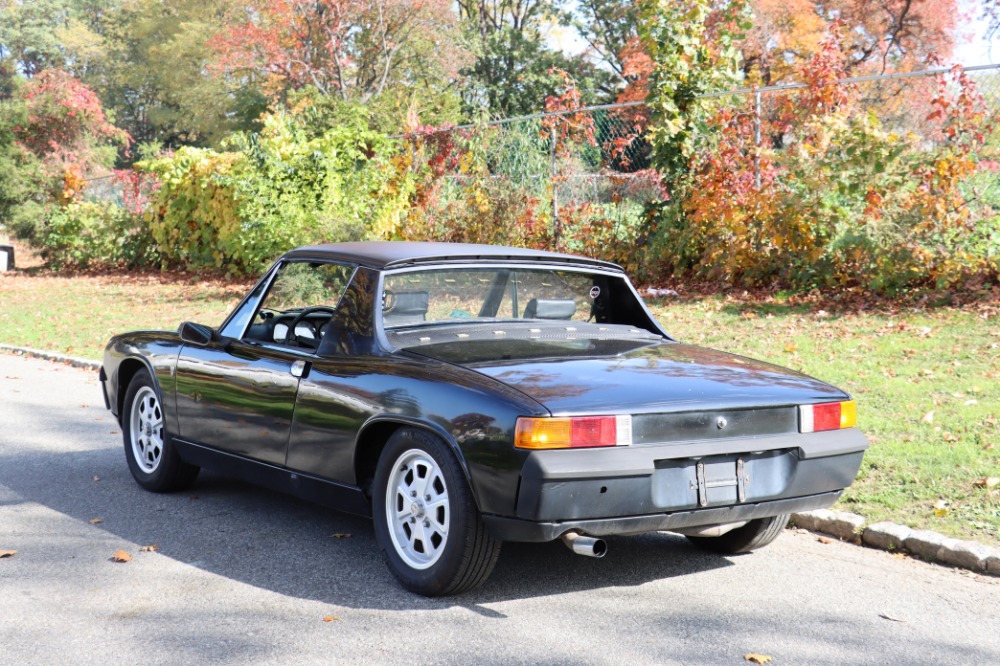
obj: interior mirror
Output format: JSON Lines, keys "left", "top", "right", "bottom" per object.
{"left": 178, "top": 321, "right": 215, "bottom": 346}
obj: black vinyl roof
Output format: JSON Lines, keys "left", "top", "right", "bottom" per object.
{"left": 282, "top": 241, "right": 623, "bottom": 271}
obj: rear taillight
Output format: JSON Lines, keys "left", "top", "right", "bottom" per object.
{"left": 515, "top": 415, "right": 633, "bottom": 449}
{"left": 799, "top": 400, "right": 856, "bottom": 433}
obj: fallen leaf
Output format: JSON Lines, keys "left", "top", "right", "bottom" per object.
{"left": 139, "top": 544, "right": 160, "bottom": 552}
{"left": 879, "top": 612, "right": 907, "bottom": 623}
{"left": 88, "top": 518, "right": 103, "bottom": 525}
{"left": 942, "top": 432, "right": 958, "bottom": 443}
{"left": 974, "top": 477, "right": 999, "bottom": 488}
{"left": 784, "top": 342, "right": 797, "bottom": 353}
{"left": 817, "top": 537, "right": 833, "bottom": 544}
{"left": 745, "top": 654, "right": 772, "bottom": 664}
{"left": 322, "top": 615, "right": 341, "bottom": 623}
{"left": 921, "top": 411, "right": 935, "bottom": 424}
{"left": 330, "top": 533, "right": 352, "bottom": 539}
{"left": 0, "top": 550, "right": 16, "bottom": 558}
{"left": 111, "top": 550, "right": 132, "bottom": 563}
{"left": 91, "top": 475, "right": 101, "bottom": 482}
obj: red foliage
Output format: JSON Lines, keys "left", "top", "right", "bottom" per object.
{"left": 209, "top": 0, "right": 458, "bottom": 100}
{"left": 211, "top": 0, "right": 353, "bottom": 97}
{"left": 113, "top": 169, "right": 161, "bottom": 216}
{"left": 16, "top": 70, "right": 130, "bottom": 169}
{"left": 793, "top": 26, "right": 856, "bottom": 118}
{"left": 541, "top": 69, "right": 597, "bottom": 164}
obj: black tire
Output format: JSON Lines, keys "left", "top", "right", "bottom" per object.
{"left": 685, "top": 514, "right": 790, "bottom": 554}
{"left": 122, "top": 369, "right": 199, "bottom": 492}
{"left": 372, "top": 428, "right": 501, "bottom": 596}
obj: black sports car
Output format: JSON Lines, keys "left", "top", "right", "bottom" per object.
{"left": 100, "top": 242, "right": 867, "bottom": 596}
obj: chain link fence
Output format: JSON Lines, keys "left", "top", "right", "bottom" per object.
{"left": 400, "top": 63, "right": 1000, "bottom": 244}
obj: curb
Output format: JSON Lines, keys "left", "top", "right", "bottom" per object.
{"left": 0, "top": 344, "right": 100, "bottom": 371}
{"left": 2, "top": 345, "right": 997, "bottom": 578}
{"left": 791, "top": 510, "right": 1000, "bottom": 577}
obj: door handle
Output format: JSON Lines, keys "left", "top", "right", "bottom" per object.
{"left": 290, "top": 360, "right": 309, "bottom": 378}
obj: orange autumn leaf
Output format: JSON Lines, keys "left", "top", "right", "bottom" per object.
{"left": 0, "top": 550, "right": 16, "bottom": 558}
{"left": 111, "top": 550, "right": 132, "bottom": 563}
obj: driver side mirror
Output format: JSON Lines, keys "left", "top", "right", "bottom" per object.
{"left": 178, "top": 321, "right": 216, "bottom": 346}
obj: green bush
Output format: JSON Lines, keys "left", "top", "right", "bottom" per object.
{"left": 34, "top": 201, "right": 157, "bottom": 269}
{"left": 140, "top": 108, "right": 414, "bottom": 274}
{"left": 140, "top": 147, "right": 245, "bottom": 270}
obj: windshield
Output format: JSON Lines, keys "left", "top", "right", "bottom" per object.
{"left": 381, "top": 266, "right": 618, "bottom": 329}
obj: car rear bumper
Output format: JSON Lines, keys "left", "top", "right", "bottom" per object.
{"left": 483, "top": 429, "right": 866, "bottom": 542}
{"left": 483, "top": 490, "right": 844, "bottom": 542}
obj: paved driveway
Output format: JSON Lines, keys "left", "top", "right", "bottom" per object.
{"left": 0, "top": 353, "right": 997, "bottom": 665}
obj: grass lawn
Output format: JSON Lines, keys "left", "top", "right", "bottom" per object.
{"left": 2, "top": 254, "right": 998, "bottom": 547}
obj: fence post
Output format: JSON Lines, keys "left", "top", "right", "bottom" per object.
{"left": 550, "top": 124, "right": 559, "bottom": 250}
{"left": 754, "top": 88, "right": 762, "bottom": 190}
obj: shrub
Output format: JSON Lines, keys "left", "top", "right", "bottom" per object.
{"left": 648, "top": 33, "right": 999, "bottom": 294}
{"left": 34, "top": 200, "right": 156, "bottom": 269}
{"left": 140, "top": 108, "right": 413, "bottom": 274}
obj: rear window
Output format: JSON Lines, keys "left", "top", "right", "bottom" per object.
{"left": 381, "top": 266, "right": 614, "bottom": 329}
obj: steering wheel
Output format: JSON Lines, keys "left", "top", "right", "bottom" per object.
{"left": 382, "top": 288, "right": 396, "bottom": 314}
{"left": 285, "top": 306, "right": 337, "bottom": 349}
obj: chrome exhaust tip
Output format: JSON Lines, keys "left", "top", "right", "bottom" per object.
{"left": 560, "top": 532, "right": 607, "bottom": 558}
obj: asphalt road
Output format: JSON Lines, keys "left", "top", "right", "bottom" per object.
{"left": 0, "top": 353, "right": 997, "bottom": 666}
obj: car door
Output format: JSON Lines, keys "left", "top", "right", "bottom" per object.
{"left": 173, "top": 260, "right": 355, "bottom": 465}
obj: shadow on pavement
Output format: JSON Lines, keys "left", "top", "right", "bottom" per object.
{"left": 0, "top": 397, "right": 733, "bottom": 614}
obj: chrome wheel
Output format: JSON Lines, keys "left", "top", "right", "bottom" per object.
{"left": 129, "top": 386, "right": 163, "bottom": 474}
{"left": 385, "top": 448, "right": 450, "bottom": 570}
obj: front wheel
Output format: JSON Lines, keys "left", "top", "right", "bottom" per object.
{"left": 372, "top": 428, "right": 500, "bottom": 596}
{"left": 122, "top": 368, "right": 199, "bottom": 492}
{"left": 685, "top": 514, "right": 790, "bottom": 554}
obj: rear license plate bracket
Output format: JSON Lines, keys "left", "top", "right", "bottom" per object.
{"left": 694, "top": 458, "right": 747, "bottom": 507}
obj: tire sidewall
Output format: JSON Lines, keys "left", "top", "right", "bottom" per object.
{"left": 373, "top": 428, "right": 476, "bottom": 596}
{"left": 122, "top": 369, "right": 175, "bottom": 491}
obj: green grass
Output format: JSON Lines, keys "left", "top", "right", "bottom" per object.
{"left": 2, "top": 266, "right": 998, "bottom": 546}
{"left": 0, "top": 271, "right": 252, "bottom": 359}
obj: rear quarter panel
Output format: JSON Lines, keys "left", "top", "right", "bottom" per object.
{"left": 288, "top": 352, "right": 549, "bottom": 517}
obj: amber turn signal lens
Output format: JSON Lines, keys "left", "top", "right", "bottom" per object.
{"left": 515, "top": 418, "right": 573, "bottom": 449}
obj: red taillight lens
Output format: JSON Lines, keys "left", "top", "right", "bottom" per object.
{"left": 570, "top": 417, "right": 617, "bottom": 447}
{"left": 515, "top": 415, "right": 632, "bottom": 449}
{"left": 800, "top": 400, "right": 857, "bottom": 433}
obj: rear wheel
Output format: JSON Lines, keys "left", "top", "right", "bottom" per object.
{"left": 122, "top": 369, "right": 199, "bottom": 492}
{"left": 373, "top": 428, "right": 500, "bottom": 596}
{"left": 685, "top": 514, "right": 790, "bottom": 554}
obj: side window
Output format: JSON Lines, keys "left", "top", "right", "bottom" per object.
{"left": 245, "top": 261, "right": 354, "bottom": 349}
